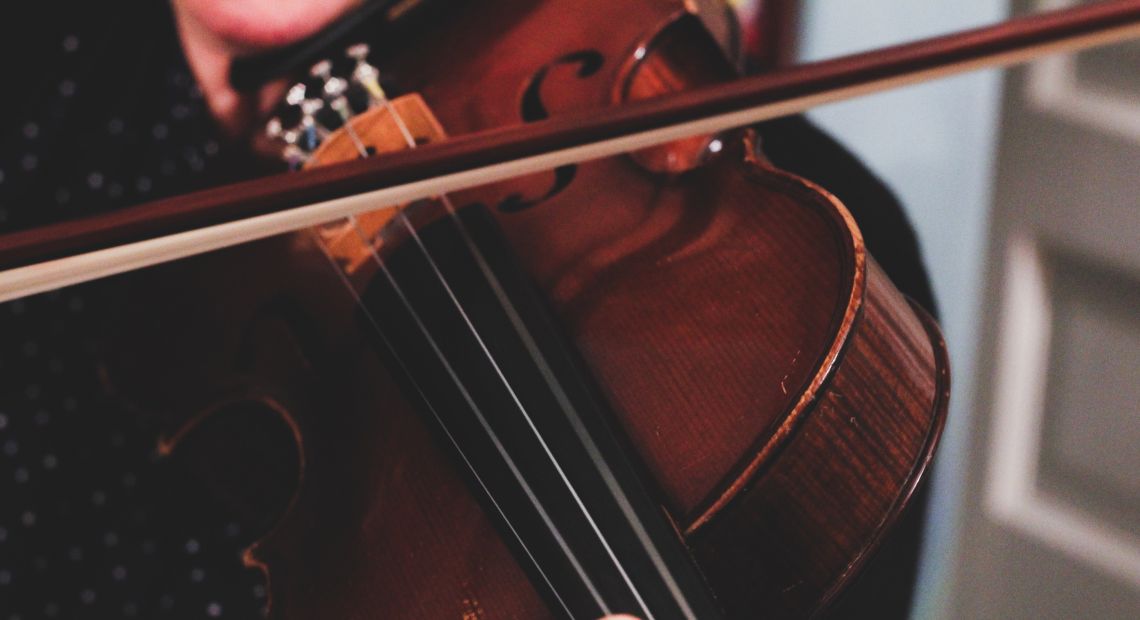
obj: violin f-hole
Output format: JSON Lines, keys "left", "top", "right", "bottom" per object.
{"left": 497, "top": 50, "right": 605, "bottom": 213}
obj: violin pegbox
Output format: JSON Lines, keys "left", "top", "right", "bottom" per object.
{"left": 264, "top": 43, "right": 449, "bottom": 282}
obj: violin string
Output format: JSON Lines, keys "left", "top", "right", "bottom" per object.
{"left": 347, "top": 222, "right": 608, "bottom": 615}
{"left": 340, "top": 121, "right": 371, "bottom": 159}
{"left": 322, "top": 97, "right": 614, "bottom": 615}
{"left": 311, "top": 230, "right": 579, "bottom": 619}
{"left": 341, "top": 120, "right": 371, "bottom": 157}
{"left": 374, "top": 97, "right": 662, "bottom": 619}
{"left": 312, "top": 83, "right": 599, "bottom": 615}
{"left": 390, "top": 209, "right": 655, "bottom": 619}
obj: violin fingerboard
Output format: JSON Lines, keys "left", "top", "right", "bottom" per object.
{"left": 359, "top": 203, "right": 722, "bottom": 620}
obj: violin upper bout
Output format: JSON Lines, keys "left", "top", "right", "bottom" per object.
{"left": 612, "top": 11, "right": 738, "bottom": 174}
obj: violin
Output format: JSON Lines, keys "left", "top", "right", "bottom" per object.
{"left": 2, "top": 1, "right": 1137, "bottom": 618}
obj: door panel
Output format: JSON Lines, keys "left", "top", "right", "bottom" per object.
{"left": 950, "top": 1, "right": 1140, "bottom": 618}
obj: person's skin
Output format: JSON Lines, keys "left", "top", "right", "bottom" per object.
{"left": 170, "top": 0, "right": 363, "bottom": 137}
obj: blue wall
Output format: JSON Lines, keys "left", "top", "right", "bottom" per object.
{"left": 795, "top": 3, "right": 1007, "bottom": 617}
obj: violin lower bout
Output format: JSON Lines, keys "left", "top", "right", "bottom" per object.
{"left": 687, "top": 257, "right": 949, "bottom": 619}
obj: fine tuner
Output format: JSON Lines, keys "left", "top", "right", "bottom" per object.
{"left": 264, "top": 43, "right": 450, "bottom": 284}
{"left": 266, "top": 43, "right": 394, "bottom": 167}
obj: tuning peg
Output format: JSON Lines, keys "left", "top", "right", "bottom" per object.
{"left": 282, "top": 127, "right": 301, "bottom": 146}
{"left": 301, "top": 97, "right": 325, "bottom": 118}
{"left": 265, "top": 116, "right": 303, "bottom": 147}
{"left": 282, "top": 144, "right": 308, "bottom": 170}
{"left": 266, "top": 83, "right": 327, "bottom": 162}
{"left": 265, "top": 117, "right": 284, "bottom": 141}
{"left": 311, "top": 60, "right": 347, "bottom": 97}
{"left": 286, "top": 83, "right": 308, "bottom": 107}
{"left": 346, "top": 43, "right": 387, "bottom": 105}
{"left": 311, "top": 59, "right": 334, "bottom": 80}
{"left": 295, "top": 97, "right": 329, "bottom": 151}
{"left": 346, "top": 43, "right": 369, "bottom": 62}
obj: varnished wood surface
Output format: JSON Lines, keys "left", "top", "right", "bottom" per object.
{"left": 0, "top": 0, "right": 1135, "bottom": 272}
{"left": 99, "top": 138, "right": 949, "bottom": 618}
{"left": 99, "top": 239, "right": 555, "bottom": 619}
{"left": 689, "top": 256, "right": 949, "bottom": 618}
{"left": 76, "top": 1, "right": 955, "bottom": 617}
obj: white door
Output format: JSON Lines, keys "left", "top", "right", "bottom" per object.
{"left": 948, "top": 1, "right": 1140, "bottom": 617}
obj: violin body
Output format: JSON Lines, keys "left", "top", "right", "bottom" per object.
{"left": 98, "top": 0, "right": 948, "bottom": 617}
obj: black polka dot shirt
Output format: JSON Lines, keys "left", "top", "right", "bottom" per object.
{"left": 2, "top": 2, "right": 277, "bottom": 618}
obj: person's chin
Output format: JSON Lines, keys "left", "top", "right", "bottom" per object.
{"left": 179, "top": 0, "right": 362, "bottom": 51}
